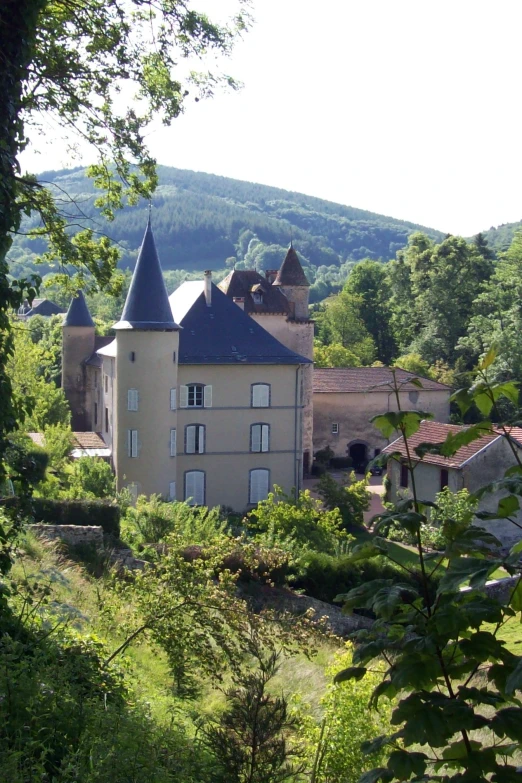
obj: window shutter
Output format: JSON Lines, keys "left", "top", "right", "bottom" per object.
{"left": 170, "top": 388, "right": 177, "bottom": 410}
{"left": 261, "top": 425, "right": 269, "bottom": 453}
{"left": 186, "top": 425, "right": 196, "bottom": 454}
{"left": 250, "top": 469, "right": 269, "bottom": 504}
{"left": 131, "top": 429, "right": 138, "bottom": 458}
{"left": 169, "top": 481, "right": 176, "bottom": 501}
{"left": 204, "top": 385, "right": 212, "bottom": 408}
{"left": 198, "top": 425, "right": 205, "bottom": 454}
{"left": 179, "top": 385, "right": 188, "bottom": 408}
{"left": 170, "top": 428, "right": 176, "bottom": 457}
{"left": 127, "top": 429, "right": 132, "bottom": 457}
{"left": 251, "top": 424, "right": 261, "bottom": 452}
{"left": 194, "top": 472, "right": 204, "bottom": 505}
{"left": 252, "top": 384, "right": 269, "bottom": 407}
{"left": 127, "top": 389, "right": 138, "bottom": 411}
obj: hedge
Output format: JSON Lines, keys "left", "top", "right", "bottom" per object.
{"left": 330, "top": 457, "right": 353, "bottom": 470}
{"left": 4, "top": 497, "right": 120, "bottom": 537}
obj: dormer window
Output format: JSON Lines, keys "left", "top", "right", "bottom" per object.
{"left": 252, "top": 292, "right": 263, "bottom": 304}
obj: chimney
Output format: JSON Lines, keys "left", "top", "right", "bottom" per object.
{"left": 204, "top": 270, "right": 212, "bottom": 306}
{"left": 265, "top": 269, "right": 278, "bottom": 285}
{"left": 233, "top": 297, "right": 245, "bottom": 311}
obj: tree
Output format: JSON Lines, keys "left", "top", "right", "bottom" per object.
{"left": 313, "top": 341, "right": 361, "bottom": 368}
{"left": 335, "top": 364, "right": 522, "bottom": 782}
{"left": 66, "top": 457, "right": 115, "bottom": 499}
{"left": 0, "top": 0, "right": 249, "bottom": 457}
{"left": 318, "top": 292, "right": 376, "bottom": 365}
{"left": 344, "top": 260, "right": 396, "bottom": 364}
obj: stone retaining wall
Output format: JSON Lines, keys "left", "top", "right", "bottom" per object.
{"left": 30, "top": 524, "right": 104, "bottom": 548}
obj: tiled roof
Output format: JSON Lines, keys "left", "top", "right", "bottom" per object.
{"left": 27, "top": 431, "right": 107, "bottom": 451}
{"left": 313, "top": 367, "right": 450, "bottom": 393}
{"left": 85, "top": 336, "right": 114, "bottom": 367}
{"left": 169, "top": 281, "right": 311, "bottom": 365}
{"left": 273, "top": 246, "right": 310, "bottom": 287}
{"left": 27, "top": 299, "right": 65, "bottom": 317}
{"left": 383, "top": 421, "right": 501, "bottom": 469}
{"left": 218, "top": 270, "right": 292, "bottom": 315}
{"left": 114, "top": 219, "right": 180, "bottom": 331}
{"left": 64, "top": 291, "right": 94, "bottom": 327}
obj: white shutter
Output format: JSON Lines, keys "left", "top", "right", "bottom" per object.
{"left": 179, "top": 385, "right": 188, "bottom": 408}
{"left": 250, "top": 469, "right": 269, "bottom": 504}
{"left": 127, "top": 389, "right": 138, "bottom": 411}
{"left": 252, "top": 384, "right": 269, "bottom": 407}
{"left": 261, "top": 425, "right": 269, "bottom": 453}
{"left": 170, "top": 428, "right": 176, "bottom": 457}
{"left": 169, "top": 481, "right": 176, "bottom": 501}
{"left": 170, "top": 388, "right": 177, "bottom": 410}
{"left": 204, "top": 385, "right": 212, "bottom": 408}
{"left": 186, "top": 425, "right": 196, "bottom": 454}
{"left": 185, "top": 471, "right": 204, "bottom": 506}
{"left": 131, "top": 429, "right": 138, "bottom": 458}
{"left": 251, "top": 424, "right": 261, "bottom": 452}
{"left": 198, "top": 425, "right": 205, "bottom": 454}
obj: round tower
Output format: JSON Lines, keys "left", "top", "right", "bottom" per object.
{"left": 113, "top": 218, "right": 180, "bottom": 499}
{"left": 62, "top": 291, "right": 95, "bottom": 430}
{"left": 272, "top": 245, "right": 310, "bottom": 320}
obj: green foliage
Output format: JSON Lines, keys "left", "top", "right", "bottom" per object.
{"left": 201, "top": 637, "right": 305, "bottom": 783}
{"left": 65, "top": 457, "right": 116, "bottom": 500}
{"left": 247, "top": 487, "right": 347, "bottom": 556}
{"left": 393, "top": 352, "right": 433, "bottom": 379}
{"left": 301, "top": 645, "right": 392, "bottom": 783}
{"left": 316, "top": 292, "right": 376, "bottom": 365}
{"left": 344, "top": 260, "right": 396, "bottom": 364}
{"left": 41, "top": 423, "right": 74, "bottom": 473}
{"left": 314, "top": 341, "right": 362, "bottom": 368}
{"left": 122, "top": 494, "right": 228, "bottom": 549}
{"left": 4, "top": 433, "right": 48, "bottom": 487}
{"left": 317, "top": 471, "right": 370, "bottom": 529}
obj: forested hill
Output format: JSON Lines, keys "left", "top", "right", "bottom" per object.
{"left": 482, "top": 220, "right": 522, "bottom": 252}
{"left": 11, "top": 166, "right": 444, "bottom": 282}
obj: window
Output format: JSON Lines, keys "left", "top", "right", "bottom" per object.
{"left": 105, "top": 407, "right": 109, "bottom": 432}
{"left": 179, "top": 384, "right": 212, "bottom": 408}
{"left": 170, "top": 429, "right": 177, "bottom": 457}
{"left": 104, "top": 375, "right": 108, "bottom": 393}
{"left": 127, "top": 429, "right": 138, "bottom": 458}
{"left": 169, "top": 481, "right": 176, "bottom": 501}
{"left": 185, "top": 424, "right": 205, "bottom": 454}
{"left": 94, "top": 402, "right": 98, "bottom": 425}
{"left": 400, "top": 462, "right": 409, "bottom": 488}
{"left": 440, "top": 468, "right": 449, "bottom": 491}
{"left": 249, "top": 469, "right": 270, "bottom": 504}
{"left": 127, "top": 388, "right": 139, "bottom": 411}
{"left": 251, "top": 424, "right": 269, "bottom": 453}
{"left": 408, "top": 390, "right": 419, "bottom": 404}
{"left": 331, "top": 423, "right": 339, "bottom": 434}
{"left": 251, "top": 383, "right": 270, "bottom": 408}
{"left": 170, "top": 388, "right": 177, "bottom": 410}
{"left": 185, "top": 471, "right": 205, "bottom": 506}
{"left": 252, "top": 292, "right": 263, "bottom": 304}
{"left": 129, "top": 351, "right": 136, "bottom": 362}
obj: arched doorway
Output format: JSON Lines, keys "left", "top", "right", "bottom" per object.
{"left": 348, "top": 441, "right": 368, "bottom": 473}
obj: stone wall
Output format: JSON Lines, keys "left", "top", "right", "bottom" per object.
{"left": 30, "top": 524, "right": 104, "bottom": 547}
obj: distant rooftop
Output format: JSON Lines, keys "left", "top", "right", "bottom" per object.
{"left": 313, "top": 367, "right": 450, "bottom": 394}
{"left": 219, "top": 270, "right": 292, "bottom": 315}
{"left": 273, "top": 246, "right": 310, "bottom": 287}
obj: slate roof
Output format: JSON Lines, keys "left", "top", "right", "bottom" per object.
{"left": 114, "top": 219, "right": 180, "bottom": 331}
{"left": 85, "top": 336, "right": 114, "bottom": 367}
{"left": 383, "top": 421, "right": 505, "bottom": 469}
{"left": 63, "top": 291, "right": 94, "bottom": 327}
{"left": 169, "top": 281, "right": 311, "bottom": 365}
{"left": 313, "top": 367, "right": 450, "bottom": 393}
{"left": 218, "top": 270, "right": 292, "bottom": 315}
{"left": 25, "top": 299, "right": 65, "bottom": 318}
{"left": 273, "top": 246, "right": 310, "bottom": 287}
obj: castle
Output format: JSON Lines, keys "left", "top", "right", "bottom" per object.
{"left": 61, "top": 219, "right": 313, "bottom": 510}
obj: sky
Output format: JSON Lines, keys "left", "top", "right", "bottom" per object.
{"left": 21, "top": 0, "right": 522, "bottom": 236}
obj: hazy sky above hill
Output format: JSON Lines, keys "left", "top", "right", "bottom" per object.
{"left": 22, "top": 0, "right": 522, "bottom": 236}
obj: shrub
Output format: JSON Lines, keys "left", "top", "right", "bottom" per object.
{"left": 330, "top": 456, "right": 353, "bottom": 469}
{"left": 122, "top": 495, "right": 228, "bottom": 548}
{"left": 65, "top": 457, "right": 116, "bottom": 500}
{"left": 4, "top": 434, "right": 48, "bottom": 487}
{"left": 29, "top": 497, "right": 120, "bottom": 537}
{"left": 314, "top": 445, "right": 334, "bottom": 465}
{"left": 317, "top": 471, "right": 370, "bottom": 529}
{"left": 311, "top": 462, "right": 327, "bottom": 477}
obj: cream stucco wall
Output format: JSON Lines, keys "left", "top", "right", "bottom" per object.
{"left": 251, "top": 313, "right": 313, "bottom": 470}
{"left": 313, "top": 388, "right": 450, "bottom": 460}
{"left": 101, "top": 356, "right": 115, "bottom": 450}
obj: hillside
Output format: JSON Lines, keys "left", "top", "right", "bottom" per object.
{"left": 10, "top": 166, "right": 444, "bottom": 285}
{"left": 482, "top": 220, "right": 522, "bottom": 252}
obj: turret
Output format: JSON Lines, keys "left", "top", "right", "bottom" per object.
{"left": 113, "top": 217, "right": 181, "bottom": 498}
{"left": 272, "top": 245, "right": 310, "bottom": 320}
{"left": 62, "top": 291, "right": 95, "bottom": 430}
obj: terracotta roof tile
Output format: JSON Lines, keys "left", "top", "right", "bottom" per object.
{"left": 313, "top": 367, "right": 450, "bottom": 393}
{"left": 72, "top": 432, "right": 106, "bottom": 450}
{"left": 383, "top": 420, "right": 501, "bottom": 469}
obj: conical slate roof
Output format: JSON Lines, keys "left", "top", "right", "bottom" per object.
{"left": 272, "top": 245, "right": 310, "bottom": 287}
{"left": 114, "top": 218, "right": 179, "bottom": 331}
{"left": 63, "top": 291, "right": 94, "bottom": 327}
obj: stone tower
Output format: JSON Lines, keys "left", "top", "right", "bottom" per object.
{"left": 272, "top": 245, "right": 311, "bottom": 320}
{"left": 62, "top": 291, "right": 95, "bottom": 430}
{"left": 113, "top": 218, "right": 180, "bottom": 498}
